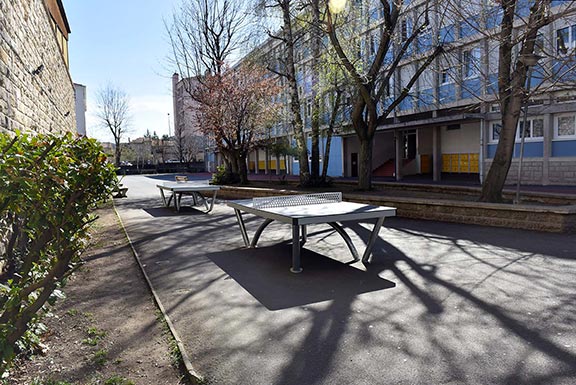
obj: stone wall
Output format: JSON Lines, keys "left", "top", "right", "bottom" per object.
{"left": 0, "top": 0, "right": 75, "bottom": 135}
{"left": 484, "top": 158, "right": 576, "bottom": 186}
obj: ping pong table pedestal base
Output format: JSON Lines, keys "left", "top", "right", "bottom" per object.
{"left": 230, "top": 194, "right": 394, "bottom": 273}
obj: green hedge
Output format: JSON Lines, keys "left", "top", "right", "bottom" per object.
{"left": 0, "top": 132, "right": 117, "bottom": 376}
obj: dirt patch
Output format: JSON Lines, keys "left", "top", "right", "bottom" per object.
{"left": 9, "top": 203, "right": 187, "bottom": 385}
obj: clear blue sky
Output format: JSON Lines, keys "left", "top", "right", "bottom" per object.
{"left": 63, "top": 0, "right": 181, "bottom": 142}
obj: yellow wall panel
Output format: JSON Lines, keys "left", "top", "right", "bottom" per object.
{"left": 459, "top": 153, "right": 469, "bottom": 172}
{"left": 442, "top": 154, "right": 451, "bottom": 172}
{"left": 450, "top": 154, "right": 459, "bottom": 172}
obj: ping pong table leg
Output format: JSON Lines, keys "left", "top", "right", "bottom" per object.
{"left": 205, "top": 190, "right": 217, "bottom": 213}
{"left": 327, "top": 222, "right": 360, "bottom": 261}
{"left": 362, "top": 217, "right": 385, "bottom": 263}
{"left": 175, "top": 193, "right": 182, "bottom": 212}
{"left": 234, "top": 209, "right": 250, "bottom": 247}
{"left": 301, "top": 225, "right": 307, "bottom": 246}
{"left": 159, "top": 188, "right": 172, "bottom": 208}
{"left": 290, "top": 224, "right": 303, "bottom": 273}
{"left": 251, "top": 219, "right": 274, "bottom": 248}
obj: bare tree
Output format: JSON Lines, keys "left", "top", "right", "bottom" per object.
{"left": 167, "top": 0, "right": 252, "bottom": 82}
{"left": 478, "top": 0, "right": 576, "bottom": 202}
{"left": 95, "top": 84, "right": 131, "bottom": 167}
{"left": 324, "top": 0, "right": 444, "bottom": 190}
{"left": 258, "top": 0, "right": 312, "bottom": 186}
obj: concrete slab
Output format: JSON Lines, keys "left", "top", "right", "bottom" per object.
{"left": 115, "top": 175, "right": 576, "bottom": 385}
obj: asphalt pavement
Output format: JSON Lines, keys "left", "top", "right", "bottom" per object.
{"left": 114, "top": 174, "right": 576, "bottom": 385}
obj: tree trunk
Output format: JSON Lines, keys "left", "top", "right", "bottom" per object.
{"left": 358, "top": 136, "right": 373, "bottom": 191}
{"left": 310, "top": 0, "right": 321, "bottom": 181}
{"left": 281, "top": 0, "right": 310, "bottom": 185}
{"left": 238, "top": 154, "right": 249, "bottom": 185}
{"left": 321, "top": 131, "right": 333, "bottom": 183}
{"left": 114, "top": 138, "right": 122, "bottom": 167}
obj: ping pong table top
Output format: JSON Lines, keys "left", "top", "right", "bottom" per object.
{"left": 227, "top": 193, "right": 395, "bottom": 225}
{"left": 156, "top": 182, "right": 220, "bottom": 192}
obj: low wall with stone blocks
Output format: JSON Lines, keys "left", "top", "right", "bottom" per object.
{"left": 0, "top": 0, "right": 75, "bottom": 135}
{"left": 217, "top": 186, "right": 576, "bottom": 233}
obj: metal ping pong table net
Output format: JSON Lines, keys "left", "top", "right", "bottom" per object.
{"left": 252, "top": 192, "right": 342, "bottom": 209}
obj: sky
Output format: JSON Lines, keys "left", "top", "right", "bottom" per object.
{"left": 63, "top": 0, "right": 182, "bottom": 142}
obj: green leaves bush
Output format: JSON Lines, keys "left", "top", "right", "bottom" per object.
{"left": 0, "top": 132, "right": 117, "bottom": 376}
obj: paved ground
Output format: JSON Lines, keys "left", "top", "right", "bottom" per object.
{"left": 115, "top": 174, "right": 576, "bottom": 385}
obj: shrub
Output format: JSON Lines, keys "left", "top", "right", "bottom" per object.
{"left": 211, "top": 164, "right": 240, "bottom": 185}
{"left": 0, "top": 132, "right": 117, "bottom": 376}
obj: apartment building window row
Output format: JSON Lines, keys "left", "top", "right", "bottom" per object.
{"left": 489, "top": 114, "right": 576, "bottom": 143}
{"left": 490, "top": 117, "right": 544, "bottom": 143}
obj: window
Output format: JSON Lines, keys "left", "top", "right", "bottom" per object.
{"left": 440, "top": 68, "right": 452, "bottom": 84}
{"left": 556, "top": 25, "right": 576, "bottom": 55}
{"left": 463, "top": 47, "right": 481, "bottom": 78}
{"left": 491, "top": 122, "right": 502, "bottom": 141}
{"left": 490, "top": 118, "right": 544, "bottom": 143}
{"left": 556, "top": 114, "right": 576, "bottom": 138}
{"left": 517, "top": 118, "right": 544, "bottom": 139}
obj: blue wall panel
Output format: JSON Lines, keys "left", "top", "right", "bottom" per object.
{"left": 488, "top": 142, "right": 544, "bottom": 158}
{"left": 514, "top": 142, "right": 543, "bottom": 158}
{"left": 291, "top": 137, "right": 343, "bottom": 176}
{"left": 487, "top": 144, "right": 497, "bottom": 158}
{"left": 552, "top": 140, "right": 576, "bottom": 157}
{"left": 459, "top": 15, "right": 480, "bottom": 38}
{"left": 399, "top": 96, "right": 413, "bottom": 111}
{"left": 461, "top": 78, "right": 482, "bottom": 100}
{"left": 439, "top": 25, "right": 455, "bottom": 43}
{"left": 418, "top": 88, "right": 434, "bottom": 108}
{"left": 486, "top": 7, "right": 502, "bottom": 29}
{"left": 439, "top": 83, "right": 456, "bottom": 104}
{"left": 487, "top": 73, "right": 498, "bottom": 95}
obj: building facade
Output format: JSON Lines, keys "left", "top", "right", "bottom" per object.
{"left": 246, "top": 0, "right": 576, "bottom": 185}
{"left": 171, "top": 73, "right": 208, "bottom": 167}
{"left": 0, "top": 0, "right": 76, "bottom": 135}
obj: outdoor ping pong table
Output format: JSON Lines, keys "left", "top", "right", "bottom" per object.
{"left": 157, "top": 182, "right": 219, "bottom": 213}
{"left": 227, "top": 192, "right": 396, "bottom": 273}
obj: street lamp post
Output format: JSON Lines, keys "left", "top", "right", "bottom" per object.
{"left": 515, "top": 53, "right": 542, "bottom": 204}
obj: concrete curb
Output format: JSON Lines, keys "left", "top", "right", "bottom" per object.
{"left": 112, "top": 202, "right": 203, "bottom": 384}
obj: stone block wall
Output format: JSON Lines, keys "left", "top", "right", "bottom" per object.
{"left": 484, "top": 158, "right": 576, "bottom": 186}
{"left": 548, "top": 159, "right": 576, "bottom": 184}
{"left": 0, "top": 0, "right": 75, "bottom": 135}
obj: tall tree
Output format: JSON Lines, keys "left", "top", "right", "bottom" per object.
{"left": 259, "top": 0, "right": 312, "bottom": 186}
{"left": 324, "top": 0, "right": 444, "bottom": 190}
{"left": 167, "top": 0, "right": 251, "bottom": 80}
{"left": 95, "top": 85, "right": 131, "bottom": 167}
{"left": 195, "top": 64, "right": 280, "bottom": 184}
{"left": 479, "top": 0, "right": 575, "bottom": 202}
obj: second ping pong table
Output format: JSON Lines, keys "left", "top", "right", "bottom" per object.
{"left": 157, "top": 182, "right": 219, "bottom": 212}
{"left": 227, "top": 192, "right": 396, "bottom": 273}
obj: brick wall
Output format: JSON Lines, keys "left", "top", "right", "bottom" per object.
{"left": 0, "top": 0, "right": 75, "bottom": 135}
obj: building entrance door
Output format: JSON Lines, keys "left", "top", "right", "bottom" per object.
{"left": 351, "top": 153, "right": 358, "bottom": 177}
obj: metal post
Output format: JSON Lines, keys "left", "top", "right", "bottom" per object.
{"left": 515, "top": 62, "right": 537, "bottom": 204}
